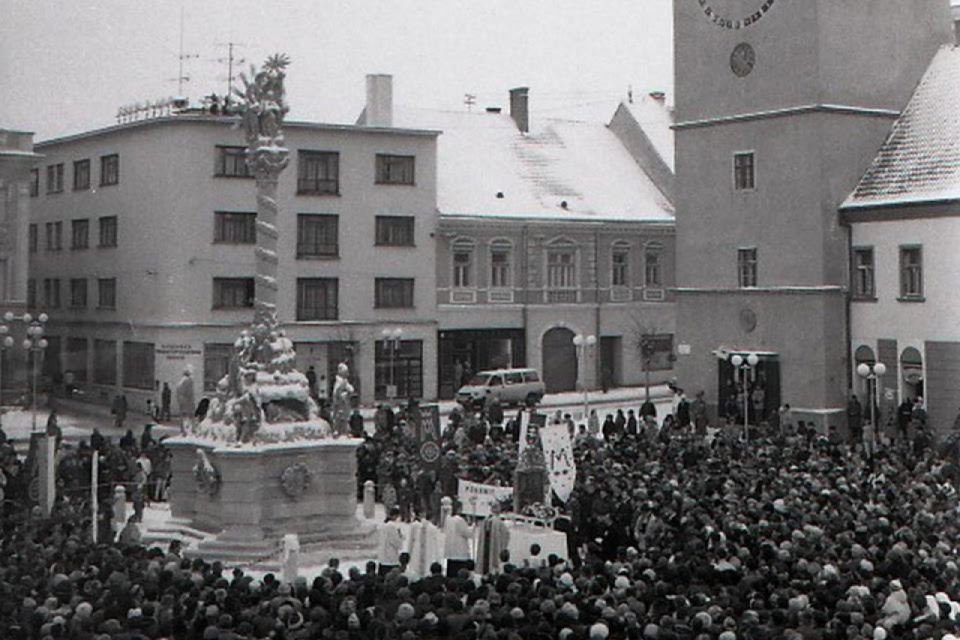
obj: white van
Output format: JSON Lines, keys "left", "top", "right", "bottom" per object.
{"left": 456, "top": 367, "right": 546, "bottom": 408}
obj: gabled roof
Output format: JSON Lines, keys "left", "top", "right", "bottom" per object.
{"left": 843, "top": 46, "right": 960, "bottom": 210}
{"left": 393, "top": 106, "right": 674, "bottom": 222}
{"left": 620, "top": 97, "right": 675, "bottom": 172}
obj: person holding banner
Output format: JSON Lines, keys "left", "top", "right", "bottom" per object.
{"left": 443, "top": 502, "right": 473, "bottom": 577}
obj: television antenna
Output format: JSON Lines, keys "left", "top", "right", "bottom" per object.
{"left": 216, "top": 41, "right": 247, "bottom": 108}
{"left": 173, "top": 7, "right": 199, "bottom": 96}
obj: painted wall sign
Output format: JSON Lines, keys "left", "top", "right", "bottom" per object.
{"left": 696, "top": 0, "right": 776, "bottom": 29}
{"left": 157, "top": 344, "right": 202, "bottom": 360}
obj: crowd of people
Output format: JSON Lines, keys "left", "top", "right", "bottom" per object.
{"left": 0, "top": 386, "right": 959, "bottom": 639}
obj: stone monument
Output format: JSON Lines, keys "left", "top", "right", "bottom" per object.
{"left": 162, "top": 55, "right": 374, "bottom": 564}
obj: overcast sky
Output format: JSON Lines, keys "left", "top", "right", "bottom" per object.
{"left": 1, "top": 0, "right": 675, "bottom": 141}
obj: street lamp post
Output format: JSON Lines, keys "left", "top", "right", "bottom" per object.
{"left": 856, "top": 361, "right": 887, "bottom": 452}
{"left": 730, "top": 352, "right": 760, "bottom": 441}
{"left": 0, "top": 318, "right": 15, "bottom": 429}
{"left": 381, "top": 327, "right": 403, "bottom": 399}
{"left": 573, "top": 333, "right": 597, "bottom": 421}
{"left": 2, "top": 312, "right": 49, "bottom": 432}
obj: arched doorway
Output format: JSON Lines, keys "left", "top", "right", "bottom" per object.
{"left": 853, "top": 345, "right": 876, "bottom": 401}
{"left": 900, "top": 346, "right": 924, "bottom": 401}
{"left": 542, "top": 327, "right": 577, "bottom": 393}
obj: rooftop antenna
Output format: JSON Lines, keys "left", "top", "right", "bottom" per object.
{"left": 464, "top": 93, "right": 477, "bottom": 112}
{"left": 628, "top": 84, "right": 634, "bottom": 104}
{"left": 175, "top": 7, "right": 199, "bottom": 96}
{"left": 216, "top": 41, "right": 247, "bottom": 109}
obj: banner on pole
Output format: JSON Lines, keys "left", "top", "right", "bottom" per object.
{"left": 458, "top": 480, "right": 514, "bottom": 517}
{"left": 541, "top": 424, "right": 576, "bottom": 503}
{"left": 415, "top": 403, "right": 441, "bottom": 470}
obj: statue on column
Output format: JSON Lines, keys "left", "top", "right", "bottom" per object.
{"left": 188, "top": 54, "right": 333, "bottom": 443}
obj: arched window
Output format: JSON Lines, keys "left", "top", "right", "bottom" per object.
{"left": 490, "top": 239, "right": 513, "bottom": 288}
{"left": 612, "top": 241, "right": 631, "bottom": 287}
{"left": 644, "top": 241, "right": 663, "bottom": 287}
{"left": 452, "top": 238, "right": 475, "bottom": 288}
{"left": 546, "top": 238, "right": 577, "bottom": 287}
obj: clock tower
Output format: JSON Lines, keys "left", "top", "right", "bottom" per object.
{"left": 672, "top": 0, "right": 952, "bottom": 427}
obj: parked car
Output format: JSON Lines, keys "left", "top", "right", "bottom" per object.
{"left": 456, "top": 367, "right": 545, "bottom": 408}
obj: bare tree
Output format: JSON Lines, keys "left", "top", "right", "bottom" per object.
{"left": 629, "top": 315, "right": 672, "bottom": 403}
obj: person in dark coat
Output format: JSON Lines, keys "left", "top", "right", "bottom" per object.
{"left": 847, "top": 393, "right": 863, "bottom": 444}
{"left": 639, "top": 398, "right": 657, "bottom": 420}
{"left": 160, "top": 382, "right": 172, "bottom": 421}
{"left": 601, "top": 414, "right": 616, "bottom": 442}
{"left": 625, "top": 409, "right": 638, "bottom": 438}
{"left": 613, "top": 409, "right": 626, "bottom": 438}
{"left": 897, "top": 397, "right": 913, "bottom": 443}
{"left": 676, "top": 392, "right": 691, "bottom": 428}
{"left": 349, "top": 409, "right": 365, "bottom": 437}
{"left": 112, "top": 394, "right": 128, "bottom": 429}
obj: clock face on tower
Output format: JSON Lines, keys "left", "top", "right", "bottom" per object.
{"left": 695, "top": 0, "right": 777, "bottom": 30}
{"left": 730, "top": 43, "right": 756, "bottom": 77}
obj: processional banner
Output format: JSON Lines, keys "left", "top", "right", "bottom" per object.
{"left": 541, "top": 423, "right": 576, "bottom": 503}
{"left": 458, "top": 480, "right": 514, "bottom": 517}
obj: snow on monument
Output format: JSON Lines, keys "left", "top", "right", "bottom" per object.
{"left": 160, "top": 56, "right": 374, "bottom": 564}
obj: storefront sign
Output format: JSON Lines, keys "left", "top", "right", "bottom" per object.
{"left": 157, "top": 344, "right": 202, "bottom": 360}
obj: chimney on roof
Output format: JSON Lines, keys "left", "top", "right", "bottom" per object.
{"left": 365, "top": 74, "right": 393, "bottom": 127}
{"left": 509, "top": 87, "right": 529, "bottom": 133}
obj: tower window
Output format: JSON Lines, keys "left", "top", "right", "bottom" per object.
{"left": 738, "top": 247, "right": 758, "bottom": 288}
{"left": 733, "top": 152, "right": 755, "bottom": 191}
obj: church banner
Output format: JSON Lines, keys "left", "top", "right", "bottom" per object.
{"left": 458, "top": 480, "right": 514, "bottom": 517}
{"left": 541, "top": 423, "right": 576, "bottom": 503}
{"left": 415, "top": 403, "right": 441, "bottom": 471}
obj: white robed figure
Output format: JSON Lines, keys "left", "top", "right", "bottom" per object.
{"left": 407, "top": 517, "right": 443, "bottom": 578}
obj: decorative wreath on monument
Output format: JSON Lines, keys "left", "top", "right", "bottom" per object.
{"left": 280, "top": 462, "right": 313, "bottom": 500}
{"left": 521, "top": 502, "right": 559, "bottom": 521}
{"left": 193, "top": 450, "right": 221, "bottom": 497}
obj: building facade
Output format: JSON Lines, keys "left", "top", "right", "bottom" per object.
{"left": 29, "top": 114, "right": 439, "bottom": 411}
{"left": 672, "top": 0, "right": 952, "bottom": 428}
{"left": 29, "top": 76, "right": 677, "bottom": 411}
{"left": 0, "top": 128, "right": 41, "bottom": 398}
{"left": 842, "top": 45, "right": 960, "bottom": 437}
{"left": 392, "top": 88, "right": 676, "bottom": 400}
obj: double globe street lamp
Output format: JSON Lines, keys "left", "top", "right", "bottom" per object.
{"left": 381, "top": 327, "right": 403, "bottom": 399}
{"left": 730, "top": 352, "right": 760, "bottom": 440}
{"left": 856, "top": 361, "right": 887, "bottom": 451}
{"left": 1, "top": 312, "right": 49, "bottom": 432}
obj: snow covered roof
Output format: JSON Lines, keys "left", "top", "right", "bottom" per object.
{"left": 843, "top": 46, "right": 960, "bottom": 210}
{"left": 394, "top": 106, "right": 674, "bottom": 222}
